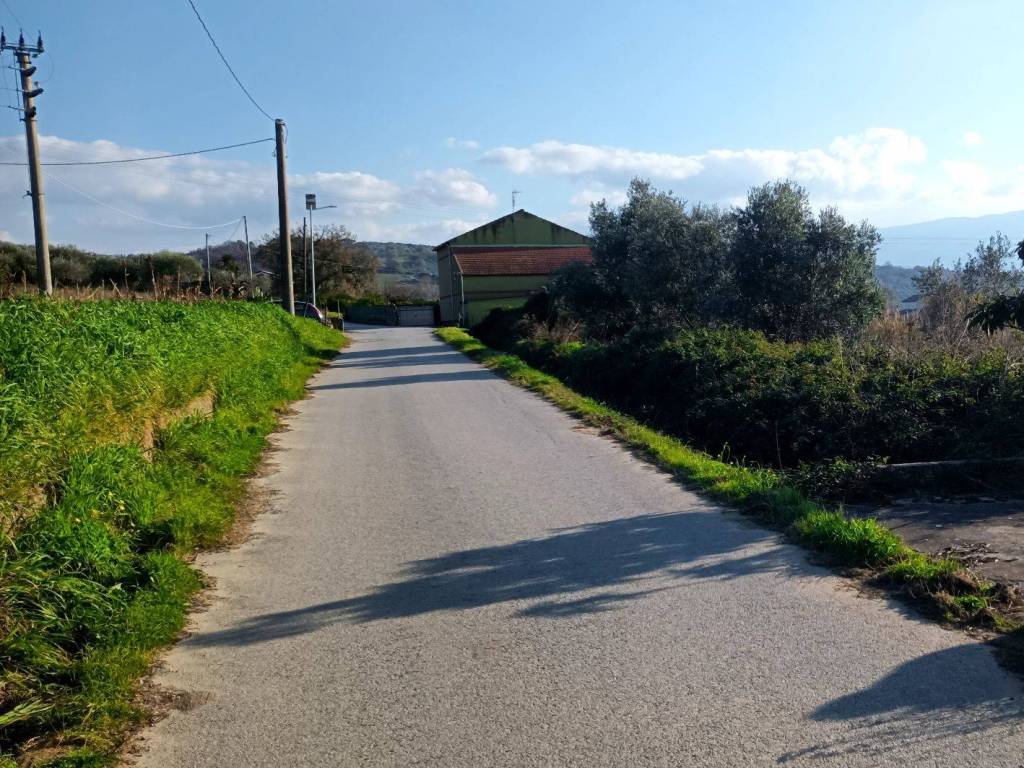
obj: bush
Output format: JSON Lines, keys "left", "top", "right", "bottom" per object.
{"left": 472, "top": 306, "right": 530, "bottom": 350}
{"left": 480, "top": 321, "right": 1023, "bottom": 469}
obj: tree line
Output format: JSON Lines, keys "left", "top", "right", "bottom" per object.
{"left": 0, "top": 224, "right": 380, "bottom": 301}
{"left": 546, "top": 179, "right": 1023, "bottom": 344}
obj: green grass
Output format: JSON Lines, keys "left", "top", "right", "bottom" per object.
{"left": 0, "top": 299, "right": 342, "bottom": 765}
{"left": 436, "top": 327, "right": 1015, "bottom": 627}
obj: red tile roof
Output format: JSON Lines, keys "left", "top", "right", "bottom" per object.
{"left": 454, "top": 247, "right": 593, "bottom": 277}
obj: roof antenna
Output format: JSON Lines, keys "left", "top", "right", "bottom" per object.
{"left": 512, "top": 190, "right": 523, "bottom": 212}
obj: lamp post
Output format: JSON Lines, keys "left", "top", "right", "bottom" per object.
{"left": 305, "top": 193, "right": 336, "bottom": 309}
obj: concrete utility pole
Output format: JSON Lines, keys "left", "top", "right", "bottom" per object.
{"left": 275, "top": 119, "right": 294, "bottom": 314}
{"left": 2, "top": 30, "right": 51, "bottom": 294}
{"left": 243, "top": 215, "right": 253, "bottom": 281}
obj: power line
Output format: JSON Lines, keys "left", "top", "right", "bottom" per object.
{"left": 185, "top": 0, "right": 274, "bottom": 122}
{"left": 39, "top": 161, "right": 500, "bottom": 219}
{"left": 45, "top": 171, "right": 244, "bottom": 230}
{"left": 218, "top": 216, "right": 243, "bottom": 244}
{"left": 0, "top": 137, "right": 274, "bottom": 166}
{"left": 0, "top": 0, "right": 23, "bottom": 28}
{"left": 1, "top": 51, "right": 15, "bottom": 113}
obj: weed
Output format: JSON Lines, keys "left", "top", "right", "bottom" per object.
{"left": 0, "top": 299, "right": 341, "bottom": 764}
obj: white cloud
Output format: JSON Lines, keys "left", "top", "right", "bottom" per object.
{"left": 483, "top": 129, "right": 1024, "bottom": 227}
{"left": 569, "top": 183, "right": 627, "bottom": 209}
{"left": 0, "top": 135, "right": 497, "bottom": 251}
{"left": 962, "top": 131, "right": 984, "bottom": 147}
{"left": 483, "top": 129, "right": 927, "bottom": 200}
{"left": 367, "top": 218, "right": 486, "bottom": 245}
{"left": 482, "top": 140, "right": 703, "bottom": 179}
{"left": 291, "top": 171, "right": 402, "bottom": 204}
{"left": 411, "top": 168, "right": 497, "bottom": 209}
{"left": 445, "top": 137, "right": 480, "bottom": 150}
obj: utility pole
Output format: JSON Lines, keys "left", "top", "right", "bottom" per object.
{"left": 2, "top": 30, "right": 51, "bottom": 294}
{"left": 307, "top": 195, "right": 317, "bottom": 310}
{"left": 205, "top": 233, "right": 212, "bottom": 295}
{"left": 274, "top": 119, "right": 294, "bottom": 314}
{"left": 305, "top": 194, "right": 336, "bottom": 310}
{"left": 243, "top": 215, "right": 253, "bottom": 281}
{"left": 301, "top": 216, "right": 307, "bottom": 300}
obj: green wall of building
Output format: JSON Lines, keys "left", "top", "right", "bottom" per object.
{"left": 436, "top": 210, "right": 591, "bottom": 325}
{"left": 441, "top": 211, "right": 590, "bottom": 249}
{"left": 462, "top": 274, "right": 550, "bottom": 325}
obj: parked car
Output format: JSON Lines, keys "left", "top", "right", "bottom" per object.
{"left": 272, "top": 300, "right": 331, "bottom": 326}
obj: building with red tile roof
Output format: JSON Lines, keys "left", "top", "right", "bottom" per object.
{"left": 435, "top": 211, "right": 592, "bottom": 325}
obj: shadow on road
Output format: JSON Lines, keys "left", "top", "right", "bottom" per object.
{"left": 185, "top": 510, "right": 787, "bottom": 647}
{"left": 332, "top": 352, "right": 467, "bottom": 370}
{"left": 308, "top": 369, "right": 496, "bottom": 390}
{"left": 776, "top": 644, "right": 1023, "bottom": 764}
{"left": 310, "top": 342, "right": 495, "bottom": 389}
{"left": 330, "top": 344, "right": 445, "bottom": 361}
{"left": 186, "top": 506, "right": 1024, "bottom": 758}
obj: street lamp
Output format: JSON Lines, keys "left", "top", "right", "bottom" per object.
{"left": 305, "top": 193, "right": 337, "bottom": 309}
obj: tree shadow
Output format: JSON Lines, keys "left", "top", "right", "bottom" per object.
{"left": 185, "top": 510, "right": 788, "bottom": 648}
{"left": 776, "top": 645, "right": 1024, "bottom": 763}
{"left": 332, "top": 352, "right": 470, "bottom": 370}
{"left": 308, "top": 369, "right": 496, "bottom": 390}
{"left": 313, "top": 341, "right": 494, "bottom": 388}
{"left": 328, "top": 344, "right": 446, "bottom": 362}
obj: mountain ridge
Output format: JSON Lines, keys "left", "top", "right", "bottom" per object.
{"left": 877, "top": 209, "right": 1024, "bottom": 267}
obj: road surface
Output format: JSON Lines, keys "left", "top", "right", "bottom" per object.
{"left": 134, "top": 325, "right": 1024, "bottom": 767}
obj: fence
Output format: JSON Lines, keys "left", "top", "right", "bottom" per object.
{"left": 344, "top": 304, "right": 436, "bottom": 327}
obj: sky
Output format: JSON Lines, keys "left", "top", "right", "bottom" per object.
{"left": 1, "top": 0, "right": 1023, "bottom": 262}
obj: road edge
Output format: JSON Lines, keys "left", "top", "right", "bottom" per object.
{"left": 435, "top": 326, "right": 1024, "bottom": 672}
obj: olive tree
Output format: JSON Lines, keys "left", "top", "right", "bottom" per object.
{"left": 731, "top": 181, "right": 884, "bottom": 341}
{"left": 552, "top": 179, "right": 733, "bottom": 338}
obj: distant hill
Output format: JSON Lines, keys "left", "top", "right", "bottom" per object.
{"left": 185, "top": 240, "right": 260, "bottom": 269}
{"left": 878, "top": 210, "right": 1024, "bottom": 267}
{"left": 361, "top": 242, "right": 436, "bottom": 279}
{"left": 873, "top": 263, "right": 934, "bottom": 305}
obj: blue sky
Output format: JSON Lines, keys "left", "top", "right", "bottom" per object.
{"left": 1, "top": 0, "right": 1023, "bottom": 261}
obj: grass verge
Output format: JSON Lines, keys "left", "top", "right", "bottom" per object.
{"left": 436, "top": 327, "right": 1021, "bottom": 634}
{"left": 0, "top": 300, "right": 343, "bottom": 766}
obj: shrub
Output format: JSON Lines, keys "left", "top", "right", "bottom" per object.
{"left": 479, "top": 320, "right": 1023, "bottom": 469}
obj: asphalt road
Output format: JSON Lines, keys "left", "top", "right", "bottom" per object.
{"left": 133, "top": 325, "right": 1024, "bottom": 767}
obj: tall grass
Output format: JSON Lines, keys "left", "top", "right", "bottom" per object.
{"left": 0, "top": 299, "right": 341, "bottom": 766}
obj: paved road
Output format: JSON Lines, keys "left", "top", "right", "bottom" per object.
{"left": 134, "top": 326, "right": 1024, "bottom": 767}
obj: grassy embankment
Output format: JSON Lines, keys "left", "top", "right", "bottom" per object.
{"left": 436, "top": 327, "right": 1022, "bottom": 634}
{"left": 0, "top": 300, "right": 342, "bottom": 766}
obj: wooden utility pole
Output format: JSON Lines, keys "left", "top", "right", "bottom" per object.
{"left": 275, "top": 119, "right": 294, "bottom": 314}
{"left": 205, "top": 233, "right": 212, "bottom": 295}
{"left": 2, "top": 31, "right": 51, "bottom": 294}
{"left": 243, "top": 215, "right": 253, "bottom": 281}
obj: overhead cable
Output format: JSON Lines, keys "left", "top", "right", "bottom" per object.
{"left": 0, "top": 137, "right": 274, "bottom": 166}
{"left": 185, "top": 0, "right": 274, "bottom": 121}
